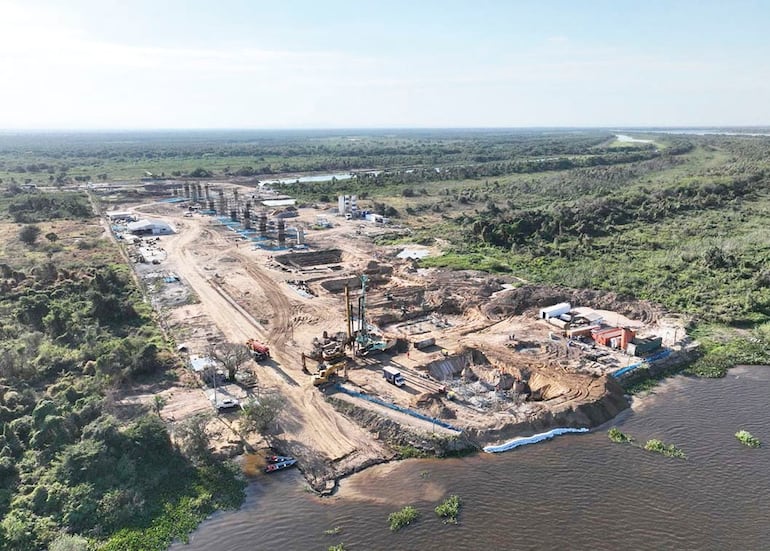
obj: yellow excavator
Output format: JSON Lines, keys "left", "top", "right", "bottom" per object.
{"left": 311, "top": 360, "right": 347, "bottom": 386}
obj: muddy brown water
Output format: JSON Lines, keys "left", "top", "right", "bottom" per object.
{"left": 171, "top": 366, "right": 770, "bottom": 550}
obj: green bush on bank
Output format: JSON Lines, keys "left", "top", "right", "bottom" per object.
{"left": 687, "top": 337, "right": 770, "bottom": 378}
{"left": 395, "top": 445, "right": 429, "bottom": 459}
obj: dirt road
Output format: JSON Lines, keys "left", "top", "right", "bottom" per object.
{"left": 159, "top": 215, "right": 390, "bottom": 490}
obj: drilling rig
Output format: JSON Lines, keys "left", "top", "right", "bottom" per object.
{"left": 351, "top": 274, "right": 387, "bottom": 356}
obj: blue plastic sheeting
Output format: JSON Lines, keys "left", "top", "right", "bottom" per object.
{"left": 253, "top": 243, "right": 289, "bottom": 251}
{"left": 612, "top": 349, "right": 672, "bottom": 379}
{"left": 483, "top": 427, "right": 589, "bottom": 453}
{"left": 333, "top": 384, "right": 462, "bottom": 433}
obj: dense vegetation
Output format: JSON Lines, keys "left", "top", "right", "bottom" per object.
{"left": 0, "top": 190, "right": 243, "bottom": 550}
{"left": 421, "top": 137, "right": 770, "bottom": 326}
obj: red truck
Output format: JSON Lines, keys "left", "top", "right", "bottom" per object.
{"left": 246, "top": 339, "right": 270, "bottom": 361}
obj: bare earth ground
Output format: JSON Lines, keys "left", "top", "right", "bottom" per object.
{"left": 111, "top": 193, "right": 689, "bottom": 491}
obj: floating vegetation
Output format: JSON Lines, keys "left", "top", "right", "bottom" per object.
{"left": 735, "top": 430, "right": 761, "bottom": 448}
{"left": 435, "top": 495, "right": 462, "bottom": 524}
{"left": 643, "top": 439, "right": 687, "bottom": 459}
{"left": 323, "top": 526, "right": 342, "bottom": 536}
{"left": 608, "top": 427, "right": 633, "bottom": 443}
{"left": 328, "top": 544, "right": 346, "bottom": 551}
{"left": 388, "top": 506, "right": 420, "bottom": 531}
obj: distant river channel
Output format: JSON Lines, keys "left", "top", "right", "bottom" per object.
{"left": 171, "top": 366, "right": 770, "bottom": 551}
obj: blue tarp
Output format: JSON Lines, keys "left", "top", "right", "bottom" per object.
{"left": 159, "top": 197, "right": 187, "bottom": 203}
{"left": 483, "top": 427, "right": 589, "bottom": 453}
{"left": 612, "top": 349, "right": 672, "bottom": 379}
{"left": 253, "top": 243, "right": 290, "bottom": 251}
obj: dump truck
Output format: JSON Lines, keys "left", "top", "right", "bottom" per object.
{"left": 382, "top": 366, "right": 405, "bottom": 387}
{"left": 246, "top": 339, "right": 270, "bottom": 361}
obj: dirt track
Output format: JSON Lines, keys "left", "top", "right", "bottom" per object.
{"left": 159, "top": 214, "right": 391, "bottom": 489}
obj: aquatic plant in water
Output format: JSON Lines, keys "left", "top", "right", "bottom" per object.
{"left": 388, "top": 506, "right": 420, "bottom": 531}
{"left": 435, "top": 495, "right": 462, "bottom": 524}
{"left": 735, "top": 430, "right": 761, "bottom": 448}
{"left": 608, "top": 427, "right": 633, "bottom": 443}
{"left": 643, "top": 439, "right": 687, "bottom": 459}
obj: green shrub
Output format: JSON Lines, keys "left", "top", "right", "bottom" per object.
{"left": 735, "top": 430, "right": 761, "bottom": 448}
{"left": 387, "top": 505, "right": 419, "bottom": 531}
{"left": 395, "top": 445, "right": 429, "bottom": 459}
{"left": 607, "top": 427, "right": 633, "bottom": 443}
{"left": 643, "top": 439, "right": 686, "bottom": 459}
{"left": 434, "top": 494, "right": 462, "bottom": 524}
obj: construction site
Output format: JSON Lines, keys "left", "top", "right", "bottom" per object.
{"left": 104, "top": 180, "right": 692, "bottom": 493}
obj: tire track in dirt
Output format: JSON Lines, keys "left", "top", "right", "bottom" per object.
{"left": 235, "top": 257, "right": 293, "bottom": 346}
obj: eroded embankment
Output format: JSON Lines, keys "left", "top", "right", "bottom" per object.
{"left": 324, "top": 374, "right": 629, "bottom": 468}
{"left": 470, "top": 375, "right": 629, "bottom": 444}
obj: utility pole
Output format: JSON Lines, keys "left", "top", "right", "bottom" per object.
{"left": 210, "top": 364, "right": 218, "bottom": 410}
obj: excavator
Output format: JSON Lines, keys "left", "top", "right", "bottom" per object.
{"left": 311, "top": 360, "right": 347, "bottom": 386}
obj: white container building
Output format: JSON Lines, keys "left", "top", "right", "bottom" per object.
{"left": 539, "top": 302, "right": 571, "bottom": 320}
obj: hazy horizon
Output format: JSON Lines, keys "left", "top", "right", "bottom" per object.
{"left": 2, "top": 0, "right": 769, "bottom": 130}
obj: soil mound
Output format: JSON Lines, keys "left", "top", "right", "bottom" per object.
{"left": 483, "top": 284, "right": 662, "bottom": 323}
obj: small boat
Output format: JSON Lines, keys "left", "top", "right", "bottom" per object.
{"left": 266, "top": 455, "right": 294, "bottom": 463}
{"left": 264, "top": 459, "right": 297, "bottom": 473}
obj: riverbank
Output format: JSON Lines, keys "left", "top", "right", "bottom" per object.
{"left": 172, "top": 365, "right": 770, "bottom": 551}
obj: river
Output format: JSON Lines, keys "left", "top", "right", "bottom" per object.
{"left": 171, "top": 366, "right": 770, "bottom": 550}
{"left": 262, "top": 173, "right": 354, "bottom": 185}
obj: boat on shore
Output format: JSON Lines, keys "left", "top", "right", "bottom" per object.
{"left": 266, "top": 455, "right": 294, "bottom": 463}
{"left": 265, "top": 458, "right": 298, "bottom": 473}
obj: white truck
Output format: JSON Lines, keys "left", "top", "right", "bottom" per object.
{"left": 382, "top": 366, "right": 406, "bottom": 387}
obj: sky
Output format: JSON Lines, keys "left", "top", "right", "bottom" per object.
{"left": 1, "top": 0, "right": 769, "bottom": 129}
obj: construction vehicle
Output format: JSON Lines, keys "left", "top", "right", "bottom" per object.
{"left": 351, "top": 275, "right": 389, "bottom": 356}
{"left": 382, "top": 366, "right": 405, "bottom": 387}
{"left": 312, "top": 360, "right": 347, "bottom": 386}
{"left": 308, "top": 331, "right": 348, "bottom": 362}
{"left": 246, "top": 339, "right": 270, "bottom": 361}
